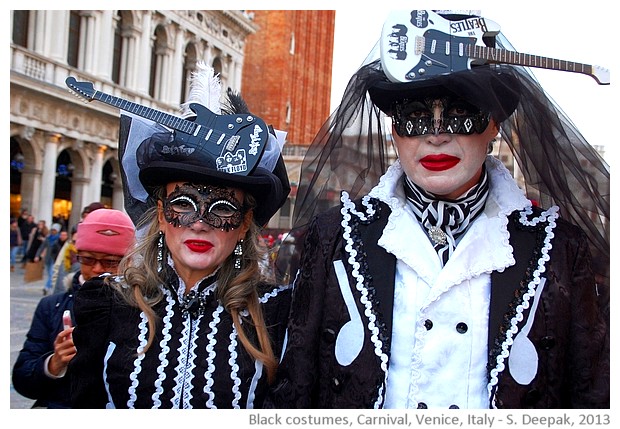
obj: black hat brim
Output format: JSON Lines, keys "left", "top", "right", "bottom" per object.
{"left": 140, "top": 155, "right": 290, "bottom": 227}
{"left": 368, "top": 66, "right": 520, "bottom": 122}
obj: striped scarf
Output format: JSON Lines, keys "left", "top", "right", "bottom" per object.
{"left": 403, "top": 168, "right": 489, "bottom": 266}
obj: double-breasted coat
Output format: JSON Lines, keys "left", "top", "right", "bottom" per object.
{"left": 267, "top": 157, "right": 609, "bottom": 409}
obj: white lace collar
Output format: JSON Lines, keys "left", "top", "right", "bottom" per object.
{"left": 368, "top": 156, "right": 531, "bottom": 286}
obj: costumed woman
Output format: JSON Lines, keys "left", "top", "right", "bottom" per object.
{"left": 268, "top": 10, "right": 609, "bottom": 408}
{"left": 69, "top": 64, "right": 292, "bottom": 409}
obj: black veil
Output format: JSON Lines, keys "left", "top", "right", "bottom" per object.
{"left": 275, "top": 25, "right": 610, "bottom": 316}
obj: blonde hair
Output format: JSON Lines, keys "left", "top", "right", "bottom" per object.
{"left": 111, "top": 187, "right": 278, "bottom": 383}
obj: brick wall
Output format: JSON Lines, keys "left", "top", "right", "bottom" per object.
{"left": 242, "top": 10, "right": 335, "bottom": 147}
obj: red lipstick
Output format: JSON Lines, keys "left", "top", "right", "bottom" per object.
{"left": 185, "top": 240, "right": 213, "bottom": 253}
{"left": 420, "top": 154, "right": 460, "bottom": 171}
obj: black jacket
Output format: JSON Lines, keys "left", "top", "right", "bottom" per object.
{"left": 12, "top": 271, "right": 80, "bottom": 408}
{"left": 69, "top": 273, "right": 292, "bottom": 409}
{"left": 267, "top": 199, "right": 609, "bottom": 409}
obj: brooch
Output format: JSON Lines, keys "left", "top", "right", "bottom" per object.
{"left": 179, "top": 289, "right": 208, "bottom": 318}
{"left": 428, "top": 226, "right": 447, "bottom": 245}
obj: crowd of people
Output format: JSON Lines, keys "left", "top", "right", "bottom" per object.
{"left": 11, "top": 9, "right": 609, "bottom": 410}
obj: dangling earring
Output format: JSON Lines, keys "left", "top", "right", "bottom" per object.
{"left": 234, "top": 239, "right": 243, "bottom": 269}
{"left": 158, "top": 231, "right": 164, "bottom": 272}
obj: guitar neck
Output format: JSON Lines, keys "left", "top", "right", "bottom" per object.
{"left": 92, "top": 91, "right": 197, "bottom": 134}
{"left": 468, "top": 45, "right": 609, "bottom": 84}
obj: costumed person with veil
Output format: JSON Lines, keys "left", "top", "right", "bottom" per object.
{"left": 69, "top": 63, "right": 292, "bottom": 408}
{"left": 268, "top": 10, "right": 609, "bottom": 408}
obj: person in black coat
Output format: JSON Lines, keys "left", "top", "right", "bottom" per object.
{"left": 268, "top": 10, "right": 609, "bottom": 409}
{"left": 12, "top": 209, "right": 135, "bottom": 408}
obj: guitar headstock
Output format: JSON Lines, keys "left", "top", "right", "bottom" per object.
{"left": 65, "top": 77, "right": 96, "bottom": 101}
{"left": 591, "top": 65, "right": 610, "bottom": 85}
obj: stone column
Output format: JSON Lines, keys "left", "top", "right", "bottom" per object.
{"left": 136, "top": 11, "right": 153, "bottom": 94}
{"left": 169, "top": 28, "right": 186, "bottom": 105}
{"left": 112, "top": 178, "right": 125, "bottom": 211}
{"left": 82, "top": 12, "right": 97, "bottom": 74}
{"left": 122, "top": 28, "right": 137, "bottom": 88}
{"left": 32, "top": 10, "right": 46, "bottom": 55}
{"left": 68, "top": 176, "right": 88, "bottom": 228}
{"left": 45, "top": 11, "right": 69, "bottom": 62}
{"left": 39, "top": 134, "right": 60, "bottom": 225}
{"left": 17, "top": 126, "right": 40, "bottom": 218}
{"left": 89, "top": 145, "right": 106, "bottom": 204}
{"left": 97, "top": 10, "right": 114, "bottom": 80}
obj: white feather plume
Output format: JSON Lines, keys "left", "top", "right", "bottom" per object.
{"left": 179, "top": 61, "right": 222, "bottom": 117}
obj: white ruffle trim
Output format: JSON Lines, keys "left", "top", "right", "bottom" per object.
{"left": 340, "top": 191, "right": 389, "bottom": 408}
{"left": 153, "top": 290, "right": 175, "bottom": 407}
{"left": 487, "top": 206, "right": 559, "bottom": 408}
{"left": 203, "top": 304, "right": 223, "bottom": 408}
{"left": 127, "top": 311, "right": 149, "bottom": 408}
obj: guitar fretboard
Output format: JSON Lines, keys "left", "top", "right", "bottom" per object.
{"left": 469, "top": 45, "right": 593, "bottom": 75}
{"left": 94, "top": 92, "right": 198, "bottom": 135}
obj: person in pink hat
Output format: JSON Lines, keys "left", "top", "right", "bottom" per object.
{"left": 12, "top": 209, "right": 134, "bottom": 408}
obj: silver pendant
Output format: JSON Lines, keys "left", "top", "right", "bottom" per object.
{"left": 428, "top": 226, "right": 447, "bottom": 245}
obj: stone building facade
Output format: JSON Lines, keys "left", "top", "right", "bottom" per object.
{"left": 10, "top": 10, "right": 260, "bottom": 229}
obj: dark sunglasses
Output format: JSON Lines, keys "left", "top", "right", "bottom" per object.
{"left": 77, "top": 255, "right": 122, "bottom": 270}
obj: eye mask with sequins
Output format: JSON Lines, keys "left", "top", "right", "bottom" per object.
{"left": 162, "top": 183, "right": 246, "bottom": 231}
{"left": 392, "top": 96, "right": 491, "bottom": 136}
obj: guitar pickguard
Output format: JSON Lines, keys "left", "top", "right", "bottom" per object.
{"left": 381, "top": 10, "right": 500, "bottom": 82}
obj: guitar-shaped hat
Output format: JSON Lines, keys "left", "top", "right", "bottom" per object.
{"left": 65, "top": 76, "right": 269, "bottom": 177}
{"left": 65, "top": 65, "right": 289, "bottom": 227}
{"left": 381, "top": 10, "right": 610, "bottom": 85}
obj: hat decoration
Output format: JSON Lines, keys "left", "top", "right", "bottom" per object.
{"left": 367, "top": 10, "right": 609, "bottom": 117}
{"left": 66, "top": 64, "right": 289, "bottom": 227}
{"left": 65, "top": 62, "right": 291, "bottom": 227}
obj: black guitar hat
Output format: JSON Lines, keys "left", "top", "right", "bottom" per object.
{"left": 117, "top": 65, "right": 290, "bottom": 227}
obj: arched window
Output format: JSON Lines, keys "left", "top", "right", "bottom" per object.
{"left": 12, "top": 10, "right": 30, "bottom": 47}
{"left": 180, "top": 43, "right": 197, "bottom": 104}
{"left": 101, "top": 160, "right": 115, "bottom": 207}
{"left": 67, "top": 11, "right": 82, "bottom": 68}
{"left": 54, "top": 150, "right": 74, "bottom": 221}
{"left": 212, "top": 57, "right": 222, "bottom": 77}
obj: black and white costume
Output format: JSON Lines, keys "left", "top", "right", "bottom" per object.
{"left": 71, "top": 262, "right": 292, "bottom": 409}
{"left": 268, "top": 10, "right": 609, "bottom": 409}
{"left": 268, "top": 156, "right": 608, "bottom": 408}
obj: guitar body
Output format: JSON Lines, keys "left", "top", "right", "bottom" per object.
{"left": 172, "top": 103, "right": 268, "bottom": 175}
{"left": 380, "top": 10, "right": 609, "bottom": 85}
{"left": 380, "top": 10, "right": 501, "bottom": 82}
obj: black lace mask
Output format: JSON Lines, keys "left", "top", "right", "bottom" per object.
{"left": 162, "top": 183, "right": 246, "bottom": 231}
{"left": 392, "top": 96, "right": 490, "bottom": 136}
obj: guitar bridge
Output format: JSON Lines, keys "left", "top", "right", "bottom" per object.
{"left": 224, "top": 135, "right": 240, "bottom": 151}
{"left": 415, "top": 36, "right": 425, "bottom": 55}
